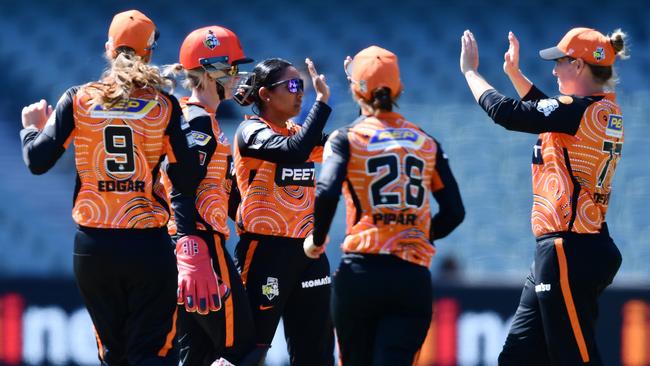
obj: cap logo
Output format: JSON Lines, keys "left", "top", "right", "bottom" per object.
{"left": 359, "top": 80, "right": 368, "bottom": 93}
{"left": 566, "top": 48, "right": 575, "bottom": 55}
{"left": 593, "top": 47, "right": 605, "bottom": 62}
{"left": 204, "top": 30, "right": 220, "bottom": 50}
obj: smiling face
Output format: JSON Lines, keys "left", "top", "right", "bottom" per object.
{"left": 553, "top": 57, "right": 579, "bottom": 95}
{"left": 265, "top": 66, "right": 303, "bottom": 119}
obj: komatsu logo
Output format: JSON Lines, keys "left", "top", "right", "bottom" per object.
{"left": 368, "top": 128, "right": 424, "bottom": 151}
{"left": 301, "top": 276, "right": 331, "bottom": 288}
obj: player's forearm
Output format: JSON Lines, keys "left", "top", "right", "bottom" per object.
{"left": 464, "top": 70, "right": 494, "bottom": 103}
{"left": 506, "top": 70, "right": 534, "bottom": 98}
{"left": 20, "top": 129, "right": 65, "bottom": 175}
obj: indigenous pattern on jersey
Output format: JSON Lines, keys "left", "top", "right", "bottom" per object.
{"left": 70, "top": 88, "right": 175, "bottom": 228}
{"left": 163, "top": 99, "right": 234, "bottom": 237}
{"left": 338, "top": 113, "right": 443, "bottom": 267}
{"left": 531, "top": 93, "right": 623, "bottom": 236}
{"left": 234, "top": 118, "right": 323, "bottom": 238}
{"left": 479, "top": 87, "right": 623, "bottom": 237}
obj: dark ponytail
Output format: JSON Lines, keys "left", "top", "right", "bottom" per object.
{"left": 235, "top": 58, "right": 292, "bottom": 113}
{"left": 370, "top": 87, "right": 395, "bottom": 112}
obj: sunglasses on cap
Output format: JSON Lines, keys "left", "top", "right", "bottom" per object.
{"left": 200, "top": 56, "right": 239, "bottom": 77}
{"left": 269, "top": 78, "right": 304, "bottom": 94}
{"left": 145, "top": 29, "right": 160, "bottom": 51}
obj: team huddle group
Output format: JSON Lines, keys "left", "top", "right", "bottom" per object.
{"left": 20, "top": 8, "right": 629, "bottom": 366}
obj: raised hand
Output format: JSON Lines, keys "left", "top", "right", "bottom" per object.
{"left": 503, "top": 31, "right": 521, "bottom": 77}
{"left": 460, "top": 30, "right": 479, "bottom": 74}
{"left": 306, "top": 58, "right": 330, "bottom": 103}
{"left": 22, "top": 99, "right": 53, "bottom": 130}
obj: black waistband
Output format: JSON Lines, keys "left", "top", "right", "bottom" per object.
{"left": 78, "top": 225, "right": 168, "bottom": 235}
{"left": 535, "top": 222, "right": 610, "bottom": 243}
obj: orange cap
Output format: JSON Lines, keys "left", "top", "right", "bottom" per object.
{"left": 350, "top": 45, "right": 402, "bottom": 100}
{"left": 179, "top": 26, "right": 252, "bottom": 70}
{"left": 539, "top": 27, "right": 616, "bottom": 66}
{"left": 108, "top": 10, "right": 157, "bottom": 60}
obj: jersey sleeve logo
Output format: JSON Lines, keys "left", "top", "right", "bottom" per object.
{"left": 367, "top": 128, "right": 424, "bottom": 151}
{"left": 186, "top": 130, "right": 212, "bottom": 147}
{"left": 536, "top": 98, "right": 559, "bottom": 117}
{"left": 605, "top": 114, "right": 623, "bottom": 138}
{"left": 90, "top": 99, "right": 158, "bottom": 119}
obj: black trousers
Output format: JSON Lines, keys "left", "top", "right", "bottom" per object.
{"left": 235, "top": 233, "right": 334, "bottom": 366}
{"left": 73, "top": 226, "right": 178, "bottom": 366}
{"left": 499, "top": 226, "right": 622, "bottom": 366}
{"left": 331, "top": 253, "right": 433, "bottom": 366}
{"left": 175, "top": 230, "right": 258, "bottom": 366}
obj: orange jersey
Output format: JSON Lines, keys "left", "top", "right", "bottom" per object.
{"left": 479, "top": 87, "right": 623, "bottom": 237}
{"left": 162, "top": 98, "right": 234, "bottom": 237}
{"left": 531, "top": 93, "right": 622, "bottom": 236}
{"left": 21, "top": 85, "right": 190, "bottom": 229}
{"left": 72, "top": 87, "right": 178, "bottom": 228}
{"left": 233, "top": 102, "right": 331, "bottom": 238}
{"left": 321, "top": 112, "right": 444, "bottom": 267}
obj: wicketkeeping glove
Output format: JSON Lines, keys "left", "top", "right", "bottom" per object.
{"left": 176, "top": 235, "right": 230, "bottom": 315}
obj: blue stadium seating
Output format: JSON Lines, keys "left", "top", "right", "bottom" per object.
{"left": 1, "top": 0, "right": 648, "bottom": 282}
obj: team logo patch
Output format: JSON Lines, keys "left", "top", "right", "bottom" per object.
{"left": 593, "top": 47, "right": 605, "bottom": 62}
{"left": 262, "top": 277, "right": 279, "bottom": 301}
{"left": 536, "top": 98, "right": 559, "bottom": 117}
{"left": 606, "top": 114, "right": 623, "bottom": 138}
{"left": 367, "top": 128, "right": 425, "bottom": 151}
{"left": 204, "top": 30, "right": 220, "bottom": 50}
{"left": 90, "top": 99, "right": 157, "bottom": 119}
{"left": 186, "top": 130, "right": 212, "bottom": 147}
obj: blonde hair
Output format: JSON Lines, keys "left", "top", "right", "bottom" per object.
{"left": 588, "top": 28, "right": 630, "bottom": 90}
{"left": 162, "top": 63, "right": 210, "bottom": 92}
{"left": 84, "top": 47, "right": 172, "bottom": 109}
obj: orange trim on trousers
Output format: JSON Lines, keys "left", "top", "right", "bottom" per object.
{"left": 240, "top": 240, "right": 258, "bottom": 286}
{"left": 554, "top": 238, "right": 590, "bottom": 363}
{"left": 157, "top": 307, "right": 178, "bottom": 357}
{"left": 214, "top": 233, "right": 235, "bottom": 347}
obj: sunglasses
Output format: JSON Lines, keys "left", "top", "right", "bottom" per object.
{"left": 200, "top": 56, "right": 239, "bottom": 77}
{"left": 269, "top": 78, "right": 304, "bottom": 93}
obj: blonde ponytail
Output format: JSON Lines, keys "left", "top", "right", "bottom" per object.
{"left": 162, "top": 63, "right": 210, "bottom": 92}
{"left": 85, "top": 47, "right": 172, "bottom": 109}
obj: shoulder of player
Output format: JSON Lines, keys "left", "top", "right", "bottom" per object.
{"left": 183, "top": 104, "right": 212, "bottom": 126}
{"left": 236, "top": 118, "right": 273, "bottom": 145}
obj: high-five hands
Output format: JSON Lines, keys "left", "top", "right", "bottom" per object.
{"left": 306, "top": 58, "right": 330, "bottom": 103}
{"left": 460, "top": 30, "right": 479, "bottom": 74}
{"left": 503, "top": 31, "right": 521, "bottom": 77}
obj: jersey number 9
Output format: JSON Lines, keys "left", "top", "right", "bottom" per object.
{"left": 104, "top": 125, "right": 135, "bottom": 175}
